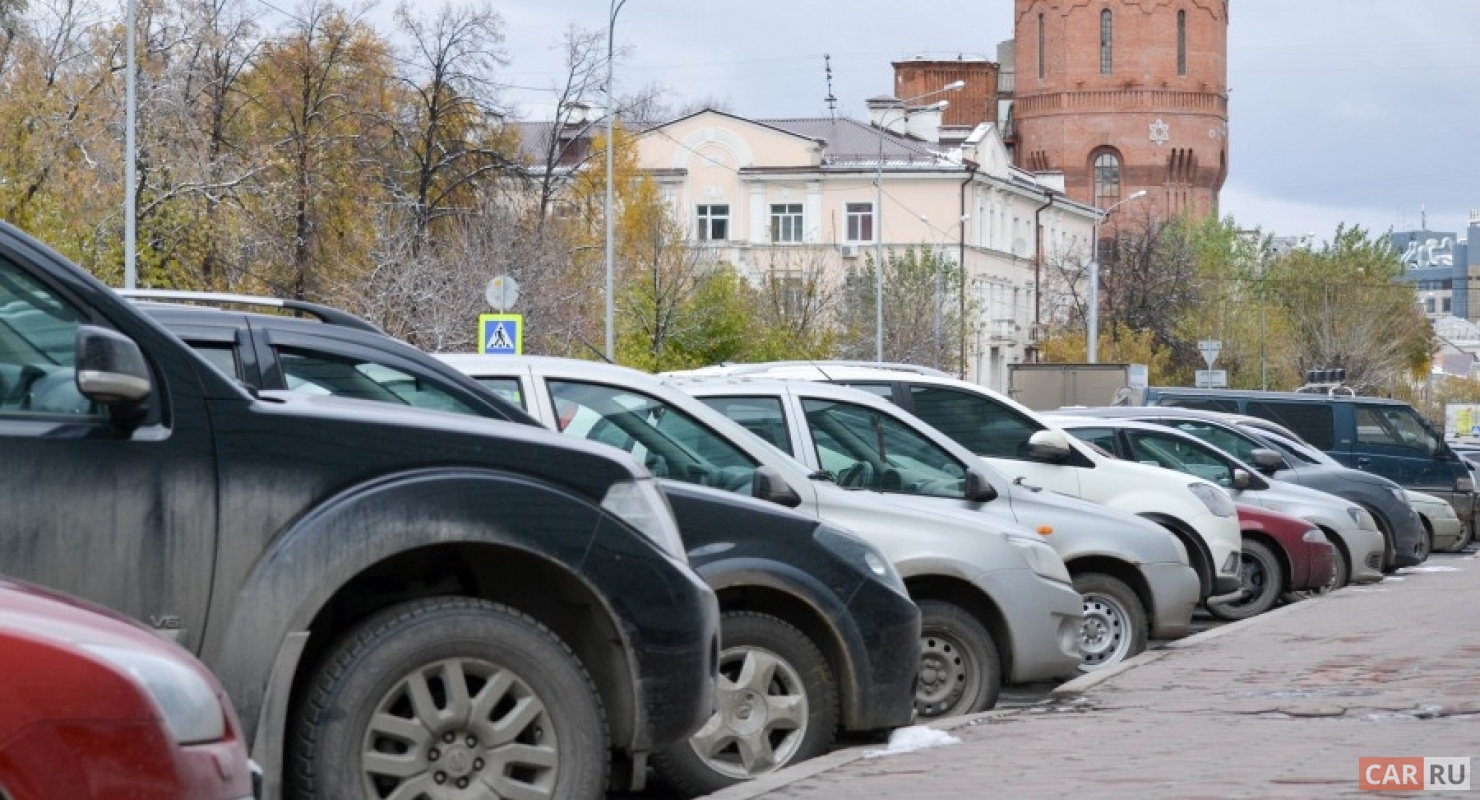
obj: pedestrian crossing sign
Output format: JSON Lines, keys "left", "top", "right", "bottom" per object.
{"left": 478, "top": 314, "right": 523, "bottom": 355}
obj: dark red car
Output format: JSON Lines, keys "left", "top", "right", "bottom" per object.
{"left": 0, "top": 577, "right": 255, "bottom": 800}
{"left": 1207, "top": 504, "right": 1337, "bottom": 620}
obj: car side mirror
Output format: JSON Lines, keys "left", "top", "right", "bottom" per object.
{"left": 1025, "top": 429, "right": 1072, "bottom": 463}
{"left": 1231, "top": 468, "right": 1252, "bottom": 490}
{"left": 752, "top": 465, "right": 802, "bottom": 508}
{"left": 1249, "top": 448, "right": 1286, "bottom": 473}
{"left": 76, "top": 325, "right": 151, "bottom": 411}
{"left": 963, "top": 467, "right": 999, "bottom": 503}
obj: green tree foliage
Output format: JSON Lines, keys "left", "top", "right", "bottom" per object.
{"left": 835, "top": 245, "right": 971, "bottom": 372}
{"left": 1261, "top": 224, "right": 1432, "bottom": 393}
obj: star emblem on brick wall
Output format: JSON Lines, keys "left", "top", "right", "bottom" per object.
{"left": 1149, "top": 118, "right": 1170, "bottom": 146}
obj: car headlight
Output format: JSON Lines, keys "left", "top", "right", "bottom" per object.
{"left": 1007, "top": 534, "right": 1072, "bottom": 584}
{"left": 83, "top": 644, "right": 227, "bottom": 744}
{"left": 601, "top": 479, "right": 687, "bottom": 561}
{"left": 814, "top": 524, "right": 905, "bottom": 592}
{"left": 1187, "top": 482, "right": 1236, "bottom": 518}
{"left": 1347, "top": 506, "right": 1378, "bottom": 531}
{"left": 1302, "top": 528, "right": 1327, "bottom": 544}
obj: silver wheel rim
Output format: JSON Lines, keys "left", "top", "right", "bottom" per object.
{"left": 915, "top": 631, "right": 977, "bottom": 718}
{"left": 1079, "top": 593, "right": 1132, "bottom": 669}
{"left": 687, "top": 644, "right": 809, "bottom": 780}
{"left": 360, "top": 657, "right": 558, "bottom": 799}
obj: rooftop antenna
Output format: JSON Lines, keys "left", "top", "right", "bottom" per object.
{"left": 824, "top": 53, "right": 837, "bottom": 119}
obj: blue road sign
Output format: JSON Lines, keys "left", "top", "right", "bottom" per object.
{"left": 478, "top": 314, "right": 523, "bottom": 354}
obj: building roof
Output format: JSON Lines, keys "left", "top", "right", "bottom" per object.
{"left": 753, "top": 116, "right": 953, "bottom": 168}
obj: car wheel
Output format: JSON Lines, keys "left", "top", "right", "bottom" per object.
{"left": 914, "top": 600, "right": 1000, "bottom": 720}
{"left": 1415, "top": 523, "right": 1433, "bottom": 562}
{"left": 291, "top": 597, "right": 608, "bottom": 800}
{"left": 652, "top": 611, "right": 837, "bottom": 796}
{"left": 1073, "top": 573, "right": 1148, "bottom": 672}
{"left": 1442, "top": 521, "right": 1474, "bottom": 553}
{"left": 1206, "top": 540, "right": 1283, "bottom": 621}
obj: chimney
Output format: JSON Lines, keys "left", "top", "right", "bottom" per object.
{"left": 866, "top": 96, "right": 907, "bottom": 135}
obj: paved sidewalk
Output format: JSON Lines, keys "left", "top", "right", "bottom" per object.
{"left": 705, "top": 553, "right": 1480, "bottom": 799}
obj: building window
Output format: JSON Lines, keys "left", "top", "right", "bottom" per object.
{"left": 846, "top": 202, "right": 874, "bottom": 242}
{"left": 770, "top": 203, "right": 803, "bottom": 243}
{"left": 1100, "top": 9, "right": 1113, "bottom": 75}
{"left": 1093, "top": 151, "right": 1121, "bottom": 208}
{"left": 697, "top": 204, "right": 729, "bottom": 241}
{"left": 1177, "top": 11, "right": 1187, "bottom": 76}
{"left": 1038, "top": 13, "right": 1045, "bottom": 79}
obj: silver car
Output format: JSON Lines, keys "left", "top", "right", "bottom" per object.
{"left": 1049, "top": 415, "right": 1386, "bottom": 589}
{"left": 670, "top": 377, "right": 1202, "bottom": 671}
{"left": 437, "top": 354, "right": 1084, "bottom": 719}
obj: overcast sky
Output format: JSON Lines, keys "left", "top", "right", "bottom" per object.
{"left": 379, "top": 0, "right": 1480, "bottom": 243}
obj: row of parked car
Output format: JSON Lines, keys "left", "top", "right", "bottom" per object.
{"left": 0, "top": 221, "right": 1461, "bottom": 798}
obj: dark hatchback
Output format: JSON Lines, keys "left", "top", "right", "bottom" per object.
{"left": 133, "top": 294, "right": 921, "bottom": 795}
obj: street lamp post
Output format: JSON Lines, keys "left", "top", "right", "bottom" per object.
{"left": 603, "top": 0, "right": 628, "bottom": 362}
{"left": 1087, "top": 189, "right": 1147, "bottom": 363}
{"left": 873, "top": 80, "right": 963, "bottom": 362}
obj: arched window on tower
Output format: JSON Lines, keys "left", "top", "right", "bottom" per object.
{"left": 1177, "top": 11, "right": 1187, "bottom": 76}
{"left": 1093, "top": 150, "right": 1121, "bottom": 209}
{"left": 1100, "top": 9, "right": 1113, "bottom": 74}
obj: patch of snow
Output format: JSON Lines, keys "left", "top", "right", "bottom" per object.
{"left": 1383, "top": 576, "right": 1406, "bottom": 581}
{"left": 864, "top": 725, "right": 961, "bottom": 758}
{"left": 1348, "top": 588, "right": 1388, "bottom": 593}
{"left": 1397, "top": 565, "right": 1460, "bottom": 573}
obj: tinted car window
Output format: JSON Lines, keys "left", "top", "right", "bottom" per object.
{"left": 1067, "top": 426, "right": 1119, "bottom": 454}
{"left": 1355, "top": 405, "right": 1440, "bottom": 454}
{"left": 801, "top": 397, "right": 968, "bottom": 498}
{"left": 547, "top": 380, "right": 759, "bottom": 493}
{"left": 1160, "top": 419, "right": 1265, "bottom": 465}
{"left": 278, "top": 349, "right": 479, "bottom": 415}
{"left": 837, "top": 381, "right": 893, "bottom": 400}
{"left": 1159, "top": 397, "right": 1238, "bottom": 413}
{"left": 189, "top": 344, "right": 241, "bottom": 380}
{"left": 906, "top": 384, "right": 1040, "bottom": 459}
{"left": 694, "top": 395, "right": 793, "bottom": 455}
{"left": 0, "top": 260, "right": 95, "bottom": 417}
{"left": 1248, "top": 401, "right": 1335, "bottom": 449}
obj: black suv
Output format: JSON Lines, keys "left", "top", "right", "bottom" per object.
{"left": 129, "top": 292, "right": 922, "bottom": 795}
{"left": 0, "top": 224, "right": 719, "bottom": 800}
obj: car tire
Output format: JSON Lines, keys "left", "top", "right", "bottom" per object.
{"left": 652, "top": 611, "right": 838, "bottom": 796}
{"left": 1073, "top": 572, "right": 1148, "bottom": 672}
{"left": 1207, "top": 540, "right": 1283, "bottom": 621}
{"left": 914, "top": 600, "right": 1000, "bottom": 720}
{"left": 1415, "top": 523, "right": 1433, "bottom": 563}
{"left": 1441, "top": 521, "right": 1474, "bottom": 553}
{"left": 291, "top": 597, "right": 608, "bottom": 800}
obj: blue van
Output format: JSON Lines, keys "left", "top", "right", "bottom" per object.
{"left": 1142, "top": 387, "right": 1475, "bottom": 543}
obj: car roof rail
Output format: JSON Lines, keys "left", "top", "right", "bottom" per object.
{"left": 709, "top": 360, "right": 956, "bottom": 379}
{"left": 117, "top": 289, "right": 385, "bottom": 334}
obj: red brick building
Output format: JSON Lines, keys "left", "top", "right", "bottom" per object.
{"left": 1008, "top": 0, "right": 1229, "bottom": 222}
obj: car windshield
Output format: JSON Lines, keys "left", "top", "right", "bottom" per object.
{"left": 1251, "top": 428, "right": 1337, "bottom": 467}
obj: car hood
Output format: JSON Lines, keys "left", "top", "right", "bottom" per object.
{"left": 0, "top": 576, "right": 186, "bottom": 657}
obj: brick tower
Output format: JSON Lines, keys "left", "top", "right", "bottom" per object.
{"left": 1010, "top": 0, "right": 1229, "bottom": 222}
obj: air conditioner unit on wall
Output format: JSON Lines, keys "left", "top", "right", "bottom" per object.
{"left": 839, "top": 244, "right": 860, "bottom": 258}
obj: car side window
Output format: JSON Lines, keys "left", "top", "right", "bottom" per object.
{"left": 546, "top": 380, "right": 759, "bottom": 493}
{"left": 800, "top": 397, "right": 967, "bottom": 498}
{"left": 1128, "top": 431, "right": 1234, "bottom": 486}
{"left": 189, "top": 344, "right": 242, "bottom": 380}
{"left": 693, "top": 395, "right": 793, "bottom": 455}
{"left": 1356, "top": 406, "right": 1439, "bottom": 454}
{"left": 838, "top": 381, "right": 893, "bottom": 400}
{"left": 906, "top": 384, "right": 1040, "bottom": 459}
{"left": 1248, "top": 401, "right": 1334, "bottom": 450}
{"left": 1066, "top": 426, "right": 1119, "bottom": 456}
{"left": 277, "top": 349, "right": 479, "bottom": 415}
{"left": 1163, "top": 420, "right": 1261, "bottom": 464}
{"left": 472, "top": 377, "right": 525, "bottom": 410}
{"left": 0, "top": 259, "right": 97, "bottom": 417}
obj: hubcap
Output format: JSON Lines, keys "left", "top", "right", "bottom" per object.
{"left": 687, "top": 645, "right": 808, "bottom": 780}
{"left": 361, "top": 657, "right": 558, "bottom": 799}
{"left": 1079, "top": 593, "right": 1130, "bottom": 669}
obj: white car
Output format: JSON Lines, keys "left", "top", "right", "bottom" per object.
{"left": 667, "top": 362, "right": 1244, "bottom": 600}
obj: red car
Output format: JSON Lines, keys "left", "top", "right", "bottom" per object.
{"left": 1207, "top": 504, "right": 1337, "bottom": 620}
{"left": 0, "top": 577, "right": 255, "bottom": 800}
